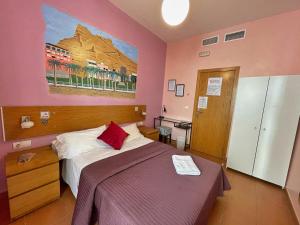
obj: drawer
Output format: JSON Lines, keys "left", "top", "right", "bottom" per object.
{"left": 145, "top": 132, "right": 159, "bottom": 141}
{"left": 9, "top": 180, "right": 60, "bottom": 219}
{"left": 7, "top": 163, "right": 59, "bottom": 198}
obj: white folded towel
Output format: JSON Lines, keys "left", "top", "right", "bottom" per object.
{"left": 172, "top": 155, "right": 201, "bottom": 176}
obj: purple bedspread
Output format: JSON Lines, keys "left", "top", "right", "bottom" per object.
{"left": 72, "top": 142, "right": 230, "bottom": 225}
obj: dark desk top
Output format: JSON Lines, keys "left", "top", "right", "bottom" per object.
{"left": 155, "top": 116, "right": 191, "bottom": 123}
{"left": 154, "top": 117, "right": 192, "bottom": 129}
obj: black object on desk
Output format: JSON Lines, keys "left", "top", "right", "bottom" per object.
{"left": 154, "top": 117, "right": 192, "bottom": 150}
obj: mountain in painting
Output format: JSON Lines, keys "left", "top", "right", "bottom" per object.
{"left": 57, "top": 24, "right": 137, "bottom": 76}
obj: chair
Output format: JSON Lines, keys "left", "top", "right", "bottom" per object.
{"left": 157, "top": 126, "right": 172, "bottom": 143}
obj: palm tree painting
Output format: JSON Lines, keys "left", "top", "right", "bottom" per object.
{"left": 64, "top": 63, "right": 82, "bottom": 87}
{"left": 72, "top": 64, "right": 81, "bottom": 87}
{"left": 48, "top": 59, "right": 62, "bottom": 86}
{"left": 90, "top": 67, "right": 98, "bottom": 89}
{"left": 95, "top": 68, "right": 102, "bottom": 89}
{"left": 82, "top": 66, "right": 92, "bottom": 88}
{"left": 43, "top": 5, "right": 138, "bottom": 98}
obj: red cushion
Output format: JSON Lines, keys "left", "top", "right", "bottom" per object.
{"left": 97, "top": 121, "right": 129, "bottom": 150}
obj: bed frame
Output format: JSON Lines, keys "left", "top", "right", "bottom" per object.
{"left": 1, "top": 105, "right": 146, "bottom": 141}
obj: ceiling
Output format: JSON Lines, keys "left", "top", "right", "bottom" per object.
{"left": 109, "top": 0, "right": 300, "bottom": 42}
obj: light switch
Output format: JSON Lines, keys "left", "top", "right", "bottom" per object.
{"left": 134, "top": 106, "right": 139, "bottom": 112}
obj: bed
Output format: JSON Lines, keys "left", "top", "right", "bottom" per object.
{"left": 55, "top": 124, "right": 230, "bottom": 225}
{"left": 2, "top": 105, "right": 230, "bottom": 225}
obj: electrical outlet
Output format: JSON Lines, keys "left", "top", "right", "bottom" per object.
{"left": 13, "top": 140, "right": 32, "bottom": 150}
{"left": 40, "top": 111, "right": 50, "bottom": 119}
{"left": 134, "top": 106, "right": 139, "bottom": 112}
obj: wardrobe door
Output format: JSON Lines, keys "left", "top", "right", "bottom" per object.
{"left": 253, "top": 75, "right": 300, "bottom": 187}
{"left": 227, "top": 76, "right": 269, "bottom": 175}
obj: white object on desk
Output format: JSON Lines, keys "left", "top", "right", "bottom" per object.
{"left": 172, "top": 155, "right": 201, "bottom": 176}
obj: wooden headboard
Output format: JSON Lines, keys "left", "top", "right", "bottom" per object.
{"left": 1, "top": 105, "right": 146, "bottom": 141}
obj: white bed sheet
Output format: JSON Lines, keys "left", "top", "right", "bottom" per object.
{"left": 62, "top": 136, "right": 153, "bottom": 197}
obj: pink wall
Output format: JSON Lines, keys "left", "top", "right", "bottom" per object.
{"left": 162, "top": 9, "right": 300, "bottom": 221}
{"left": 163, "top": 9, "right": 300, "bottom": 120}
{"left": 0, "top": 0, "right": 166, "bottom": 192}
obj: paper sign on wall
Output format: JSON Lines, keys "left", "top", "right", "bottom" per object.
{"left": 198, "top": 96, "right": 208, "bottom": 109}
{"left": 207, "top": 77, "right": 223, "bottom": 96}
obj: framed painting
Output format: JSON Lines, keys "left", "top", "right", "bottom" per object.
{"left": 175, "top": 84, "right": 185, "bottom": 97}
{"left": 43, "top": 5, "right": 138, "bottom": 98}
{"left": 168, "top": 79, "right": 176, "bottom": 91}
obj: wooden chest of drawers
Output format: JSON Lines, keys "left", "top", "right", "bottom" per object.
{"left": 5, "top": 146, "right": 60, "bottom": 220}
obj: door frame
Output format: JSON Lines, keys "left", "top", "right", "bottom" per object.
{"left": 191, "top": 66, "right": 240, "bottom": 161}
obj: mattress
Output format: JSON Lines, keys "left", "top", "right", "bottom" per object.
{"left": 62, "top": 136, "right": 153, "bottom": 197}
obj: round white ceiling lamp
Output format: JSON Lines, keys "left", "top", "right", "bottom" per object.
{"left": 161, "top": 0, "right": 190, "bottom": 26}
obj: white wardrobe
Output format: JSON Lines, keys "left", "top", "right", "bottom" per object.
{"left": 227, "top": 75, "right": 300, "bottom": 187}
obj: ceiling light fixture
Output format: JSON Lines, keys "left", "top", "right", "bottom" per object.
{"left": 161, "top": 0, "right": 190, "bottom": 26}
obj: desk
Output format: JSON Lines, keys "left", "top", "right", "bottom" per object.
{"left": 153, "top": 117, "right": 192, "bottom": 150}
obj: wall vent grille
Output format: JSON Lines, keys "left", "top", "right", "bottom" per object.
{"left": 225, "top": 30, "right": 246, "bottom": 42}
{"left": 202, "top": 36, "right": 218, "bottom": 46}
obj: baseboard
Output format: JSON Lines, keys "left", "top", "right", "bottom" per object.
{"left": 286, "top": 188, "right": 300, "bottom": 225}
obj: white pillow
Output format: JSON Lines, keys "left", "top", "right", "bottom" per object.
{"left": 123, "top": 123, "right": 144, "bottom": 143}
{"left": 53, "top": 125, "right": 110, "bottom": 159}
{"left": 56, "top": 126, "right": 105, "bottom": 142}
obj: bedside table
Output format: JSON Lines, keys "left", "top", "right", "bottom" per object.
{"left": 5, "top": 146, "right": 60, "bottom": 220}
{"left": 138, "top": 126, "right": 159, "bottom": 141}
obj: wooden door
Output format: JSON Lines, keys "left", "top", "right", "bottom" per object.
{"left": 191, "top": 67, "right": 239, "bottom": 161}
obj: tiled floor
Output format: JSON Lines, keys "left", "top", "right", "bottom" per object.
{"left": 207, "top": 169, "right": 298, "bottom": 225}
{"left": 1, "top": 169, "right": 297, "bottom": 225}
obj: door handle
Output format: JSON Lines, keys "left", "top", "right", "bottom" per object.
{"left": 195, "top": 111, "right": 202, "bottom": 117}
